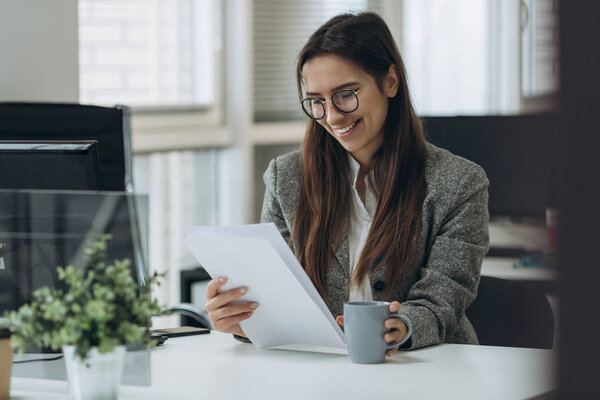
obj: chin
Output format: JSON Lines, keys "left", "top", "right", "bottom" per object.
{"left": 338, "top": 141, "right": 363, "bottom": 155}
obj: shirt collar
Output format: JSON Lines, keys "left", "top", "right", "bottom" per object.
{"left": 347, "top": 153, "right": 379, "bottom": 218}
{"left": 348, "top": 153, "right": 361, "bottom": 187}
{"left": 347, "top": 153, "right": 377, "bottom": 189}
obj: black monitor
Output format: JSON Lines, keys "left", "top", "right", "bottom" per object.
{"left": 0, "top": 140, "right": 103, "bottom": 190}
{"left": 0, "top": 103, "right": 132, "bottom": 191}
{"left": 423, "top": 113, "right": 558, "bottom": 221}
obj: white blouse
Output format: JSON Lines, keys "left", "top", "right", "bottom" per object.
{"left": 347, "top": 154, "right": 378, "bottom": 302}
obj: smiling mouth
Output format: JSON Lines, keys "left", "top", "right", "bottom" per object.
{"left": 333, "top": 119, "right": 360, "bottom": 136}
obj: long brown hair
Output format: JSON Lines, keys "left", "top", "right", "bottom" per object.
{"left": 293, "top": 12, "right": 426, "bottom": 302}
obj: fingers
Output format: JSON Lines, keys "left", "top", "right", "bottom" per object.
{"left": 336, "top": 316, "right": 344, "bottom": 326}
{"left": 206, "top": 285, "right": 250, "bottom": 312}
{"left": 384, "top": 302, "right": 407, "bottom": 358}
{"left": 384, "top": 318, "right": 407, "bottom": 358}
{"left": 385, "top": 301, "right": 404, "bottom": 358}
{"left": 205, "top": 277, "right": 228, "bottom": 301}
{"left": 384, "top": 318, "right": 408, "bottom": 344}
{"left": 389, "top": 301, "right": 401, "bottom": 313}
{"left": 212, "top": 302, "right": 259, "bottom": 321}
{"left": 209, "top": 301, "right": 256, "bottom": 334}
{"left": 213, "top": 311, "right": 254, "bottom": 333}
{"left": 205, "top": 277, "right": 260, "bottom": 334}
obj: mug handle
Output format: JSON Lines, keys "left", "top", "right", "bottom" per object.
{"left": 386, "top": 313, "right": 413, "bottom": 349}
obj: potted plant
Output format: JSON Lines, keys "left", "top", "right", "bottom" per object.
{"left": 4, "top": 234, "right": 163, "bottom": 400}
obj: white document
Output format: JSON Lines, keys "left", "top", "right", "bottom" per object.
{"left": 183, "top": 223, "right": 346, "bottom": 349}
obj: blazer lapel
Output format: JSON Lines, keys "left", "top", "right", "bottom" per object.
{"left": 334, "top": 232, "right": 350, "bottom": 280}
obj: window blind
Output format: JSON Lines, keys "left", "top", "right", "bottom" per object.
{"left": 402, "top": 0, "right": 491, "bottom": 115}
{"left": 521, "top": 0, "right": 559, "bottom": 98}
{"left": 253, "top": 0, "right": 382, "bottom": 122}
{"left": 79, "top": 0, "right": 221, "bottom": 107}
{"left": 134, "top": 150, "right": 220, "bottom": 308}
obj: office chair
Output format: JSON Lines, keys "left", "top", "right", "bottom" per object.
{"left": 0, "top": 102, "right": 134, "bottom": 192}
{"left": 465, "top": 276, "right": 555, "bottom": 349}
{"left": 165, "top": 303, "right": 212, "bottom": 329}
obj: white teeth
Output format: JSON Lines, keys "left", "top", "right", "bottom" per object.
{"left": 334, "top": 121, "right": 357, "bottom": 134}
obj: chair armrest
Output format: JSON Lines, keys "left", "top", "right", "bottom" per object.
{"left": 164, "top": 303, "right": 212, "bottom": 330}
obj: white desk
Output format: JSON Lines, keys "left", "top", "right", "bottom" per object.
{"left": 482, "top": 257, "right": 558, "bottom": 281}
{"left": 10, "top": 331, "right": 557, "bottom": 400}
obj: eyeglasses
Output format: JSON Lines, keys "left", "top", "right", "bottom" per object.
{"left": 301, "top": 89, "right": 360, "bottom": 120}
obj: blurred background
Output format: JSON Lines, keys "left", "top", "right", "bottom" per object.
{"left": 0, "top": 0, "right": 559, "bottom": 323}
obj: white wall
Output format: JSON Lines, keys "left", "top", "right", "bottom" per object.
{"left": 0, "top": 0, "right": 79, "bottom": 102}
{"left": 219, "top": 0, "right": 253, "bottom": 225}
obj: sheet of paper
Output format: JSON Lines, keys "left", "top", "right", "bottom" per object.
{"left": 183, "top": 223, "right": 346, "bottom": 349}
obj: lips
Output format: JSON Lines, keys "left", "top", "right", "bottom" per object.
{"left": 332, "top": 118, "right": 361, "bottom": 137}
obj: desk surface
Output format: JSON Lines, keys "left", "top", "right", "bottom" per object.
{"left": 482, "top": 257, "right": 558, "bottom": 281}
{"left": 11, "top": 331, "right": 557, "bottom": 400}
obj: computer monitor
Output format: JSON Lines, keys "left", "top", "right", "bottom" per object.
{"left": 423, "top": 113, "right": 558, "bottom": 221}
{"left": 0, "top": 140, "right": 103, "bottom": 190}
{"left": 0, "top": 103, "right": 133, "bottom": 191}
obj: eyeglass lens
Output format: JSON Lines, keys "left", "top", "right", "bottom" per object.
{"left": 302, "top": 89, "right": 358, "bottom": 120}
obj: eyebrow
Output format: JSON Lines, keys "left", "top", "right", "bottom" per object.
{"left": 305, "top": 81, "right": 360, "bottom": 96}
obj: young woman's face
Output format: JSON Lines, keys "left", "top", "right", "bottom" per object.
{"left": 302, "top": 54, "right": 398, "bottom": 167}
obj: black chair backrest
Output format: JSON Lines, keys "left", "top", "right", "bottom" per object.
{"left": 0, "top": 102, "right": 132, "bottom": 191}
{"left": 423, "top": 113, "right": 559, "bottom": 221}
{"left": 466, "top": 276, "right": 555, "bottom": 349}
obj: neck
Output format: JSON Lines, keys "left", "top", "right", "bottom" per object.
{"left": 350, "top": 152, "right": 372, "bottom": 170}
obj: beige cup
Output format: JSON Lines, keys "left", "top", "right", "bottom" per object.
{"left": 0, "top": 328, "right": 11, "bottom": 400}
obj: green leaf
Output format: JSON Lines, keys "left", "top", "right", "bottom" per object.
{"left": 2, "top": 235, "right": 164, "bottom": 360}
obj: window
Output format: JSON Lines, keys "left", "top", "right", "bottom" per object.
{"left": 402, "top": 0, "right": 558, "bottom": 115}
{"left": 79, "top": 0, "right": 221, "bottom": 109}
{"left": 252, "top": 0, "right": 383, "bottom": 122}
{"left": 134, "top": 150, "right": 221, "bottom": 310}
{"left": 521, "top": 0, "right": 559, "bottom": 99}
{"left": 402, "top": 0, "right": 491, "bottom": 115}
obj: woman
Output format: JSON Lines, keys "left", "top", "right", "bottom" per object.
{"left": 205, "top": 12, "right": 489, "bottom": 355}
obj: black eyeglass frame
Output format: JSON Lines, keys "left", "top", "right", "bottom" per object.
{"left": 300, "top": 88, "right": 361, "bottom": 121}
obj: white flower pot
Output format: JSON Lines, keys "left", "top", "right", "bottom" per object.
{"left": 63, "top": 345, "right": 125, "bottom": 400}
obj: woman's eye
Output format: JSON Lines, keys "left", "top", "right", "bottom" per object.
{"left": 337, "top": 92, "right": 354, "bottom": 100}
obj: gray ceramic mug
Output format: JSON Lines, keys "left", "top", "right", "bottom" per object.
{"left": 344, "top": 301, "right": 413, "bottom": 364}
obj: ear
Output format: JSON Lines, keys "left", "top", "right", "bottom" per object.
{"left": 383, "top": 64, "right": 400, "bottom": 98}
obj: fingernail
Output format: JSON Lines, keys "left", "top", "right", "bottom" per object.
{"left": 218, "top": 277, "right": 227, "bottom": 283}
{"left": 250, "top": 302, "right": 259, "bottom": 309}
{"left": 239, "top": 287, "right": 248, "bottom": 294}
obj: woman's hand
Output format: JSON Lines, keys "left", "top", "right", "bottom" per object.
{"left": 383, "top": 301, "right": 409, "bottom": 356}
{"left": 335, "top": 301, "right": 408, "bottom": 357}
{"left": 205, "top": 277, "right": 259, "bottom": 337}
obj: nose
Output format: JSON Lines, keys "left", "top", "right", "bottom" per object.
{"left": 324, "top": 101, "right": 345, "bottom": 126}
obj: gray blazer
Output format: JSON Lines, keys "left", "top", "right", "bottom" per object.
{"left": 260, "top": 142, "right": 489, "bottom": 350}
